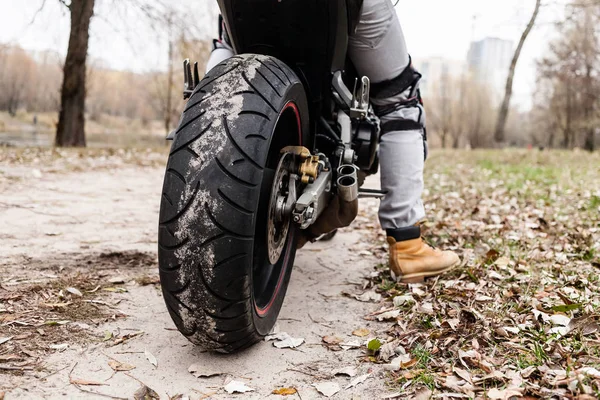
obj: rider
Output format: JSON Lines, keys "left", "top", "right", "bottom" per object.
{"left": 207, "top": 0, "right": 460, "bottom": 283}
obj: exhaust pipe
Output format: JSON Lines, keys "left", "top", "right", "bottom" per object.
{"left": 337, "top": 165, "right": 359, "bottom": 202}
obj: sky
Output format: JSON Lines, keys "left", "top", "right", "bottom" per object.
{"left": 0, "top": 0, "right": 568, "bottom": 110}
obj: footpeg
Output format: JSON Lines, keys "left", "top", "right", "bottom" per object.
{"left": 183, "top": 59, "right": 200, "bottom": 100}
{"left": 358, "top": 188, "right": 387, "bottom": 199}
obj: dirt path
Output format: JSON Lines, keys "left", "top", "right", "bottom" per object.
{"left": 0, "top": 162, "right": 391, "bottom": 399}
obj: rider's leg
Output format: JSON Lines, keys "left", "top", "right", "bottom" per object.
{"left": 348, "top": 0, "right": 459, "bottom": 282}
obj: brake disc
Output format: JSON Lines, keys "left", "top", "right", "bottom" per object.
{"left": 267, "top": 152, "right": 295, "bottom": 264}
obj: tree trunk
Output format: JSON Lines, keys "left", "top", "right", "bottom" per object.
{"left": 165, "top": 38, "right": 174, "bottom": 135}
{"left": 452, "top": 134, "right": 460, "bottom": 149}
{"left": 55, "top": 0, "right": 95, "bottom": 147}
{"left": 494, "top": 0, "right": 541, "bottom": 143}
{"left": 582, "top": 11, "right": 595, "bottom": 152}
{"left": 584, "top": 128, "right": 595, "bottom": 151}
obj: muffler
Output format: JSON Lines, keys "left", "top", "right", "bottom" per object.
{"left": 337, "top": 165, "right": 359, "bottom": 202}
{"left": 296, "top": 164, "right": 360, "bottom": 248}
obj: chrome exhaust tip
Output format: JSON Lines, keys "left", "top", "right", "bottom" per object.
{"left": 337, "top": 165, "right": 359, "bottom": 202}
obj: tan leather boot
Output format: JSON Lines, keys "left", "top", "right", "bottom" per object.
{"left": 387, "top": 226, "right": 460, "bottom": 283}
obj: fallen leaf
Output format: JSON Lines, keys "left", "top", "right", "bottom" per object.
{"left": 367, "top": 338, "right": 382, "bottom": 351}
{"left": 354, "top": 291, "right": 382, "bottom": 303}
{"left": 66, "top": 287, "right": 83, "bottom": 297}
{"left": 418, "top": 302, "right": 435, "bottom": 315}
{"left": 0, "top": 337, "right": 12, "bottom": 345}
{"left": 379, "top": 340, "right": 399, "bottom": 362}
{"left": 272, "top": 387, "right": 297, "bottom": 395}
{"left": 376, "top": 309, "right": 400, "bottom": 321}
{"left": 352, "top": 328, "right": 370, "bottom": 337}
{"left": 386, "top": 354, "right": 418, "bottom": 371}
{"left": 484, "top": 249, "right": 500, "bottom": 265}
{"left": 345, "top": 373, "right": 370, "bottom": 389}
{"left": 339, "top": 340, "right": 362, "bottom": 350}
{"left": 443, "top": 375, "right": 475, "bottom": 397}
{"left": 266, "top": 332, "right": 304, "bottom": 349}
{"left": 454, "top": 367, "right": 473, "bottom": 384}
{"left": 322, "top": 335, "right": 342, "bottom": 345}
{"left": 108, "top": 360, "right": 135, "bottom": 371}
{"left": 188, "top": 363, "right": 224, "bottom": 378}
{"left": 486, "top": 387, "right": 523, "bottom": 400}
{"left": 224, "top": 380, "right": 254, "bottom": 394}
{"left": 550, "top": 303, "right": 582, "bottom": 312}
{"left": 495, "top": 256, "right": 511, "bottom": 269}
{"left": 109, "top": 276, "right": 126, "bottom": 284}
{"left": 313, "top": 382, "right": 340, "bottom": 397}
{"left": 412, "top": 387, "right": 433, "bottom": 400}
{"left": 393, "top": 295, "right": 414, "bottom": 307}
{"left": 550, "top": 314, "right": 571, "bottom": 326}
{"left": 334, "top": 366, "right": 358, "bottom": 377}
{"left": 145, "top": 349, "right": 157, "bottom": 368}
{"left": 579, "top": 367, "right": 600, "bottom": 378}
{"left": 134, "top": 384, "right": 160, "bottom": 400}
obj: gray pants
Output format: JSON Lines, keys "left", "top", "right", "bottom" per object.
{"left": 349, "top": 0, "right": 426, "bottom": 230}
{"left": 208, "top": 0, "right": 425, "bottom": 230}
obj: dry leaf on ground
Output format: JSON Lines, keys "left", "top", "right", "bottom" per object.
{"left": 265, "top": 332, "right": 304, "bottom": 349}
{"left": 354, "top": 291, "right": 382, "bottom": 303}
{"left": 0, "top": 337, "right": 13, "bottom": 345}
{"left": 411, "top": 388, "right": 433, "bottom": 400}
{"left": 322, "top": 335, "right": 342, "bottom": 345}
{"left": 313, "top": 382, "right": 340, "bottom": 397}
{"left": 224, "top": 380, "right": 254, "bottom": 394}
{"left": 486, "top": 387, "right": 523, "bottom": 399}
{"left": 108, "top": 360, "right": 135, "bottom": 372}
{"left": 345, "top": 373, "right": 370, "bottom": 389}
{"left": 334, "top": 366, "right": 358, "bottom": 377}
{"left": 133, "top": 384, "right": 160, "bottom": 400}
{"left": 144, "top": 349, "right": 157, "bottom": 368}
{"left": 188, "top": 363, "right": 224, "bottom": 378}
{"left": 352, "top": 328, "right": 370, "bottom": 337}
{"left": 272, "top": 387, "right": 297, "bottom": 395}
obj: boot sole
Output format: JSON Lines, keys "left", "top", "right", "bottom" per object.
{"left": 399, "top": 260, "right": 460, "bottom": 284}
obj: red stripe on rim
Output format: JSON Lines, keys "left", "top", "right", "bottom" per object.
{"left": 255, "top": 101, "right": 302, "bottom": 317}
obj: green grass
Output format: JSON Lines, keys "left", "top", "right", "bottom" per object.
{"left": 368, "top": 149, "right": 600, "bottom": 397}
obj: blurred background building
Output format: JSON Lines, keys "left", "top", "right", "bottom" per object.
{"left": 467, "top": 37, "right": 514, "bottom": 100}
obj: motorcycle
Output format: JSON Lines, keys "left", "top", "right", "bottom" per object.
{"left": 158, "top": 0, "right": 386, "bottom": 353}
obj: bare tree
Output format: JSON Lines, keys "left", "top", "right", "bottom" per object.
{"left": 427, "top": 69, "right": 498, "bottom": 149}
{"left": 495, "top": 0, "right": 542, "bottom": 143}
{"left": 55, "top": 0, "right": 95, "bottom": 147}
{"left": 33, "top": 0, "right": 194, "bottom": 146}
{"left": 534, "top": 0, "right": 600, "bottom": 151}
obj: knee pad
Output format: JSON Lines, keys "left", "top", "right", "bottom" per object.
{"left": 371, "top": 57, "right": 423, "bottom": 113}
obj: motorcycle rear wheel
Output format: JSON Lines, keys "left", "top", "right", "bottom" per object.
{"left": 158, "top": 54, "right": 308, "bottom": 353}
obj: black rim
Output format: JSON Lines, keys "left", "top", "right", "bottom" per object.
{"left": 252, "top": 104, "right": 300, "bottom": 315}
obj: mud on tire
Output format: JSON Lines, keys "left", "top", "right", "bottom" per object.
{"left": 158, "top": 54, "right": 309, "bottom": 353}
